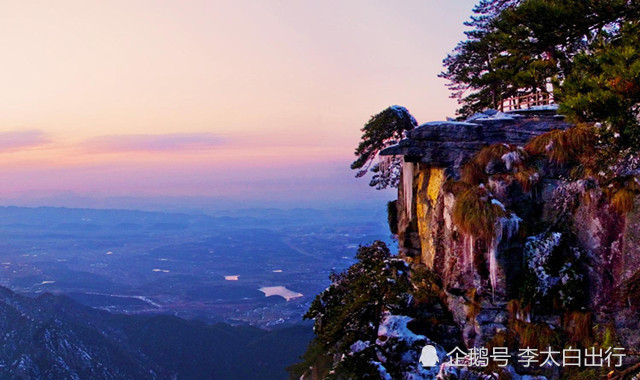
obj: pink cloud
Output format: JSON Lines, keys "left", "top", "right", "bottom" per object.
{"left": 82, "top": 133, "right": 225, "bottom": 152}
{"left": 0, "top": 130, "right": 50, "bottom": 151}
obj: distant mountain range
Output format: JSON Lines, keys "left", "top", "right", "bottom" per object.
{"left": 0, "top": 193, "right": 392, "bottom": 215}
{"left": 0, "top": 286, "right": 312, "bottom": 379}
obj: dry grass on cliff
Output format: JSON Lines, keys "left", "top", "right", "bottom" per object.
{"left": 564, "top": 311, "right": 593, "bottom": 347}
{"left": 610, "top": 188, "right": 636, "bottom": 214}
{"left": 461, "top": 144, "right": 521, "bottom": 185}
{"left": 514, "top": 321, "right": 560, "bottom": 350}
{"left": 452, "top": 186, "right": 506, "bottom": 240}
{"left": 464, "top": 288, "right": 482, "bottom": 321}
{"left": 461, "top": 160, "right": 487, "bottom": 185}
{"left": 525, "top": 124, "right": 595, "bottom": 164}
{"left": 622, "top": 270, "right": 640, "bottom": 309}
{"left": 460, "top": 143, "right": 541, "bottom": 196}
{"left": 442, "top": 179, "right": 471, "bottom": 195}
{"left": 474, "top": 144, "right": 518, "bottom": 169}
{"left": 513, "top": 167, "right": 539, "bottom": 193}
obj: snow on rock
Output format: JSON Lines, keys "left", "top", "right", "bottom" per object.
{"left": 438, "top": 365, "right": 495, "bottom": 379}
{"left": 374, "top": 314, "right": 446, "bottom": 379}
{"left": 349, "top": 340, "right": 370, "bottom": 353}
{"left": 523, "top": 104, "right": 559, "bottom": 111}
{"left": 491, "top": 199, "right": 506, "bottom": 211}
{"left": 549, "top": 180, "right": 593, "bottom": 215}
{"left": 438, "top": 365, "right": 549, "bottom": 379}
{"left": 390, "top": 105, "right": 418, "bottom": 127}
{"left": 371, "top": 361, "right": 393, "bottom": 380}
{"left": 377, "top": 314, "right": 423, "bottom": 343}
{"left": 609, "top": 148, "right": 640, "bottom": 177}
{"left": 501, "top": 148, "right": 525, "bottom": 170}
{"left": 466, "top": 109, "right": 520, "bottom": 122}
{"left": 422, "top": 120, "right": 478, "bottom": 127}
{"left": 524, "top": 232, "right": 562, "bottom": 296}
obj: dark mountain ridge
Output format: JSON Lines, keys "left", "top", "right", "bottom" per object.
{"left": 0, "top": 286, "right": 312, "bottom": 379}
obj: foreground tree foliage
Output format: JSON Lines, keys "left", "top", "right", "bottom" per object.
{"left": 351, "top": 106, "right": 418, "bottom": 189}
{"left": 559, "top": 20, "right": 640, "bottom": 144}
{"left": 289, "top": 241, "right": 414, "bottom": 379}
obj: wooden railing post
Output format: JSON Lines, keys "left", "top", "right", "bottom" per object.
{"left": 500, "top": 89, "right": 554, "bottom": 112}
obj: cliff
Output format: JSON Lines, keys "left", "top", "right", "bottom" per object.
{"left": 295, "top": 107, "right": 640, "bottom": 380}
{"left": 381, "top": 108, "right": 640, "bottom": 377}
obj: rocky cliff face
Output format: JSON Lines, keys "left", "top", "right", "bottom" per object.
{"left": 383, "top": 108, "right": 640, "bottom": 366}
{"left": 295, "top": 107, "right": 640, "bottom": 379}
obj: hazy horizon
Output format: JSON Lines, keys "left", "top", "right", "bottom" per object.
{"left": 0, "top": 189, "right": 395, "bottom": 213}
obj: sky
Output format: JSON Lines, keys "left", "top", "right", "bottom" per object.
{"left": 0, "top": 0, "right": 477, "bottom": 210}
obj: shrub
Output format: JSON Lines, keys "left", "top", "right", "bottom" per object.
{"left": 410, "top": 265, "right": 443, "bottom": 305}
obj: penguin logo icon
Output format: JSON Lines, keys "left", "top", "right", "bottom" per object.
{"left": 419, "top": 344, "right": 439, "bottom": 367}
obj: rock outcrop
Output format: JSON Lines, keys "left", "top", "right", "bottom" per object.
{"left": 382, "top": 107, "right": 640, "bottom": 368}
{"left": 381, "top": 108, "right": 569, "bottom": 177}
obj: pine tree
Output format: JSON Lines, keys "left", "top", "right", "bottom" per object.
{"left": 351, "top": 106, "right": 418, "bottom": 189}
{"left": 559, "top": 20, "right": 640, "bottom": 145}
{"left": 441, "top": 0, "right": 640, "bottom": 118}
{"left": 440, "top": 0, "right": 521, "bottom": 116}
{"left": 290, "top": 241, "right": 413, "bottom": 379}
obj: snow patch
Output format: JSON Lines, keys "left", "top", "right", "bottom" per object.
{"left": 525, "top": 232, "right": 562, "bottom": 296}
{"left": 389, "top": 105, "right": 418, "bottom": 127}
{"left": 467, "top": 110, "right": 518, "bottom": 121}
{"left": 501, "top": 148, "right": 524, "bottom": 170}
{"left": 370, "top": 361, "right": 393, "bottom": 380}
{"left": 491, "top": 199, "right": 506, "bottom": 211}
{"left": 422, "top": 120, "right": 478, "bottom": 127}
{"left": 377, "top": 314, "right": 424, "bottom": 343}
{"left": 525, "top": 104, "right": 559, "bottom": 111}
{"left": 349, "top": 340, "right": 370, "bottom": 353}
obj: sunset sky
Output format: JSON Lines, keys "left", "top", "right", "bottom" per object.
{"left": 0, "top": 0, "right": 477, "bottom": 210}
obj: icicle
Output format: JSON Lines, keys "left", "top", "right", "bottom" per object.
{"left": 489, "top": 221, "right": 502, "bottom": 302}
{"left": 490, "top": 213, "right": 522, "bottom": 301}
{"left": 402, "top": 162, "right": 414, "bottom": 220}
{"left": 464, "top": 234, "right": 474, "bottom": 273}
{"left": 378, "top": 154, "right": 392, "bottom": 176}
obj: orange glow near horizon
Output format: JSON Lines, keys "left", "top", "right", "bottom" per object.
{"left": 0, "top": 0, "right": 478, "bottom": 207}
